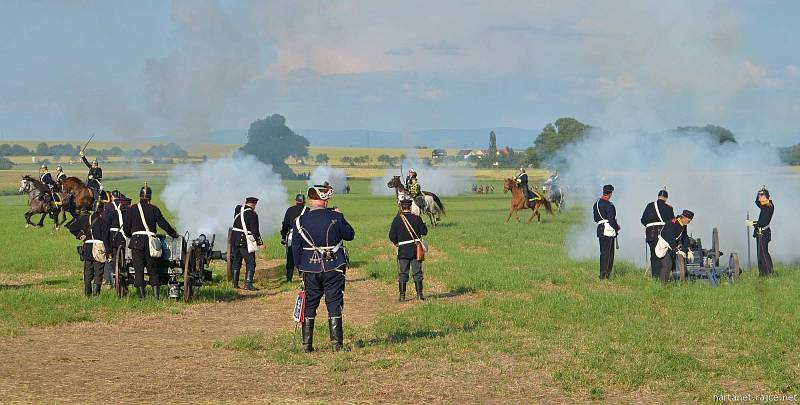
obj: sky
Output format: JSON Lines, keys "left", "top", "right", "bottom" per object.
{"left": 0, "top": 0, "right": 798, "bottom": 145}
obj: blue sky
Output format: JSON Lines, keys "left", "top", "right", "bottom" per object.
{"left": 1, "top": 0, "right": 798, "bottom": 145}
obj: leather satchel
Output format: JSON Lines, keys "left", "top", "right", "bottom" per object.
{"left": 400, "top": 213, "right": 426, "bottom": 262}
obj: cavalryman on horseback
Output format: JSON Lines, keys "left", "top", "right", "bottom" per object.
{"left": 79, "top": 148, "right": 103, "bottom": 209}
{"left": 39, "top": 164, "right": 55, "bottom": 201}
{"left": 515, "top": 168, "right": 539, "bottom": 206}
{"left": 408, "top": 176, "right": 426, "bottom": 211}
{"left": 54, "top": 165, "right": 67, "bottom": 192}
{"left": 405, "top": 169, "right": 417, "bottom": 189}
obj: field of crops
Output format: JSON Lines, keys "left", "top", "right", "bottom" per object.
{"left": 1, "top": 167, "right": 797, "bottom": 402}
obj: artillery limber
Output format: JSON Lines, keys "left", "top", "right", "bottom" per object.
{"left": 671, "top": 228, "right": 741, "bottom": 286}
{"left": 113, "top": 233, "right": 228, "bottom": 301}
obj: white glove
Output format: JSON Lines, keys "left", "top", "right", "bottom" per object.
{"left": 676, "top": 250, "right": 687, "bottom": 258}
{"left": 687, "top": 251, "right": 694, "bottom": 262}
{"left": 79, "top": 149, "right": 85, "bottom": 157}
{"left": 745, "top": 220, "right": 756, "bottom": 227}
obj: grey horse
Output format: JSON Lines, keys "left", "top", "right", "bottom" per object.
{"left": 19, "top": 175, "right": 61, "bottom": 230}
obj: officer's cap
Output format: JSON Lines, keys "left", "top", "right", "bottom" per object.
{"left": 245, "top": 197, "right": 259, "bottom": 204}
{"left": 139, "top": 185, "right": 152, "bottom": 199}
{"left": 295, "top": 193, "right": 305, "bottom": 203}
{"left": 602, "top": 184, "right": 614, "bottom": 194}
{"left": 399, "top": 196, "right": 413, "bottom": 207}
{"left": 658, "top": 189, "right": 669, "bottom": 198}
{"left": 40, "top": 164, "right": 47, "bottom": 169}
{"left": 308, "top": 184, "right": 333, "bottom": 200}
{"left": 759, "top": 188, "right": 770, "bottom": 198}
{"left": 56, "top": 165, "right": 63, "bottom": 171}
{"left": 111, "top": 190, "right": 122, "bottom": 199}
{"left": 680, "top": 209, "right": 694, "bottom": 219}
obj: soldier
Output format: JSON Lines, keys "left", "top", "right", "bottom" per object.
{"left": 54, "top": 165, "right": 67, "bottom": 193}
{"left": 123, "top": 184, "right": 179, "bottom": 299}
{"left": 405, "top": 169, "right": 417, "bottom": 189}
{"left": 748, "top": 188, "right": 774, "bottom": 276}
{"left": 280, "top": 194, "right": 308, "bottom": 282}
{"left": 593, "top": 184, "right": 620, "bottom": 279}
{"left": 69, "top": 209, "right": 111, "bottom": 297}
{"left": 655, "top": 210, "right": 695, "bottom": 283}
{"left": 292, "top": 184, "right": 355, "bottom": 352}
{"left": 230, "top": 197, "right": 264, "bottom": 290}
{"left": 640, "top": 189, "right": 675, "bottom": 278}
{"left": 38, "top": 164, "right": 55, "bottom": 200}
{"left": 389, "top": 196, "right": 428, "bottom": 301}
{"left": 408, "top": 177, "right": 426, "bottom": 211}
{"left": 103, "top": 190, "right": 129, "bottom": 287}
{"left": 79, "top": 149, "right": 103, "bottom": 208}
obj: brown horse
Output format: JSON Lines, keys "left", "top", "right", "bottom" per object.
{"left": 503, "top": 178, "right": 552, "bottom": 223}
{"left": 61, "top": 177, "right": 95, "bottom": 215}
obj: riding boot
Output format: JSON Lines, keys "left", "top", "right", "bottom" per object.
{"left": 152, "top": 285, "right": 161, "bottom": 300}
{"left": 231, "top": 269, "right": 240, "bottom": 289}
{"left": 137, "top": 285, "right": 146, "bottom": 299}
{"left": 244, "top": 269, "right": 258, "bottom": 291}
{"left": 398, "top": 280, "right": 406, "bottom": 302}
{"left": 92, "top": 283, "right": 101, "bottom": 296}
{"left": 329, "top": 317, "right": 349, "bottom": 352}
{"left": 302, "top": 318, "right": 315, "bottom": 353}
{"left": 415, "top": 279, "right": 425, "bottom": 301}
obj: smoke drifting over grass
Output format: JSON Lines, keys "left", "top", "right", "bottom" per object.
{"left": 162, "top": 154, "right": 286, "bottom": 245}
{"left": 308, "top": 165, "right": 348, "bottom": 193}
{"left": 370, "top": 150, "right": 474, "bottom": 196}
{"left": 561, "top": 129, "right": 799, "bottom": 266}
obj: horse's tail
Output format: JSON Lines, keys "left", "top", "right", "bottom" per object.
{"left": 426, "top": 192, "right": 445, "bottom": 216}
{"left": 540, "top": 194, "right": 553, "bottom": 214}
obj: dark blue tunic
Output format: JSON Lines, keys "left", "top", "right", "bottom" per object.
{"left": 291, "top": 207, "right": 355, "bottom": 273}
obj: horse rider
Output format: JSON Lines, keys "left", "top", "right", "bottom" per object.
{"left": 38, "top": 164, "right": 56, "bottom": 201}
{"left": 640, "top": 189, "right": 675, "bottom": 278}
{"left": 292, "top": 184, "right": 355, "bottom": 353}
{"left": 408, "top": 176, "right": 426, "bottom": 211}
{"left": 123, "top": 184, "right": 179, "bottom": 299}
{"left": 102, "top": 190, "right": 130, "bottom": 287}
{"left": 69, "top": 206, "right": 111, "bottom": 297}
{"left": 655, "top": 210, "right": 694, "bottom": 283}
{"left": 594, "top": 184, "right": 620, "bottom": 280}
{"left": 405, "top": 169, "right": 417, "bottom": 189}
{"left": 79, "top": 149, "right": 103, "bottom": 208}
{"left": 747, "top": 187, "right": 774, "bottom": 276}
{"left": 230, "top": 197, "right": 264, "bottom": 290}
{"left": 280, "top": 194, "right": 308, "bottom": 282}
{"left": 515, "top": 168, "right": 535, "bottom": 205}
{"left": 389, "top": 196, "right": 428, "bottom": 301}
{"left": 54, "top": 165, "right": 67, "bottom": 192}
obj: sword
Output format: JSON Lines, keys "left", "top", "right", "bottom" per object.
{"left": 81, "top": 132, "right": 95, "bottom": 154}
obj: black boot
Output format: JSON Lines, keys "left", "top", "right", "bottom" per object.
{"left": 152, "top": 285, "right": 161, "bottom": 300}
{"left": 398, "top": 280, "right": 406, "bottom": 302}
{"left": 92, "top": 283, "right": 101, "bottom": 296}
{"left": 415, "top": 279, "right": 425, "bottom": 301}
{"left": 137, "top": 285, "right": 146, "bottom": 298}
{"left": 244, "top": 269, "right": 258, "bottom": 291}
{"left": 302, "top": 318, "right": 315, "bottom": 353}
{"left": 329, "top": 317, "right": 349, "bottom": 352}
{"left": 84, "top": 282, "right": 92, "bottom": 297}
{"left": 231, "top": 269, "right": 240, "bottom": 289}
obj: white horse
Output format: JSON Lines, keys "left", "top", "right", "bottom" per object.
{"left": 387, "top": 176, "right": 445, "bottom": 226}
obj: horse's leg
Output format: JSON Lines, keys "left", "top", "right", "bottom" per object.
{"left": 528, "top": 207, "right": 536, "bottom": 222}
{"left": 37, "top": 213, "right": 46, "bottom": 227}
{"left": 505, "top": 206, "right": 513, "bottom": 223}
{"left": 24, "top": 211, "right": 33, "bottom": 227}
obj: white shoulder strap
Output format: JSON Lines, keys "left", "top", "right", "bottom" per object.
{"left": 115, "top": 202, "right": 124, "bottom": 226}
{"left": 239, "top": 206, "right": 250, "bottom": 235}
{"left": 138, "top": 204, "right": 151, "bottom": 234}
{"left": 595, "top": 200, "right": 606, "bottom": 221}
{"left": 653, "top": 201, "right": 663, "bottom": 223}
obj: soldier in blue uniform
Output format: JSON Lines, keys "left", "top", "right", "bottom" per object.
{"left": 656, "top": 210, "right": 694, "bottom": 283}
{"left": 69, "top": 209, "right": 111, "bottom": 296}
{"left": 389, "top": 197, "right": 428, "bottom": 301}
{"left": 39, "top": 164, "right": 55, "bottom": 201}
{"left": 640, "top": 189, "right": 675, "bottom": 278}
{"left": 292, "top": 184, "right": 355, "bottom": 352}
{"left": 230, "top": 197, "right": 264, "bottom": 290}
{"left": 123, "top": 184, "right": 179, "bottom": 299}
{"left": 280, "top": 194, "right": 308, "bottom": 282}
{"left": 748, "top": 188, "right": 774, "bottom": 276}
{"left": 79, "top": 149, "right": 103, "bottom": 209}
{"left": 102, "top": 191, "right": 130, "bottom": 287}
{"left": 593, "top": 184, "right": 620, "bottom": 279}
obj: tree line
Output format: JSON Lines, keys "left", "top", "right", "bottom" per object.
{"left": 0, "top": 142, "right": 189, "bottom": 159}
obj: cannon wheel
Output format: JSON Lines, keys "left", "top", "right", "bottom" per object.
{"left": 711, "top": 228, "right": 721, "bottom": 267}
{"left": 115, "top": 246, "right": 127, "bottom": 299}
{"left": 226, "top": 227, "right": 233, "bottom": 282}
{"left": 183, "top": 249, "right": 194, "bottom": 302}
{"left": 676, "top": 255, "right": 687, "bottom": 282}
{"left": 729, "top": 253, "right": 740, "bottom": 283}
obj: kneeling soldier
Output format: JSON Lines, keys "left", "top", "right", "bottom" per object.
{"left": 69, "top": 209, "right": 111, "bottom": 297}
{"left": 123, "top": 184, "right": 179, "bottom": 299}
{"left": 230, "top": 197, "right": 264, "bottom": 290}
{"left": 292, "top": 184, "right": 355, "bottom": 352}
{"left": 655, "top": 210, "right": 694, "bottom": 283}
{"left": 389, "top": 197, "right": 428, "bottom": 301}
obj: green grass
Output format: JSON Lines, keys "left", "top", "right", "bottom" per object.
{"left": 2, "top": 170, "right": 799, "bottom": 400}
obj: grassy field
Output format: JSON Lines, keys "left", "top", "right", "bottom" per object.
{"left": 1, "top": 167, "right": 798, "bottom": 401}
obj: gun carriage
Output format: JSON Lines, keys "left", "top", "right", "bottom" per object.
{"left": 671, "top": 228, "right": 741, "bottom": 286}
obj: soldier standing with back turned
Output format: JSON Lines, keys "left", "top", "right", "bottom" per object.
{"left": 748, "top": 187, "right": 774, "bottom": 276}
{"left": 280, "top": 194, "right": 308, "bottom": 282}
{"left": 640, "top": 189, "right": 675, "bottom": 278}
{"left": 229, "top": 197, "right": 264, "bottom": 290}
{"left": 593, "top": 184, "right": 620, "bottom": 279}
{"left": 389, "top": 196, "right": 428, "bottom": 301}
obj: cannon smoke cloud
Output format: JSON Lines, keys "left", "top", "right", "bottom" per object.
{"left": 162, "top": 154, "right": 286, "bottom": 246}
{"left": 369, "top": 150, "right": 474, "bottom": 196}
{"left": 308, "top": 165, "right": 348, "bottom": 193}
{"left": 560, "top": 129, "right": 800, "bottom": 266}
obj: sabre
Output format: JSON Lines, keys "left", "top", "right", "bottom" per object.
{"left": 746, "top": 211, "right": 752, "bottom": 272}
{"left": 81, "top": 132, "right": 95, "bottom": 154}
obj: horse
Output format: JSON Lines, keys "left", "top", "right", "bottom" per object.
{"left": 18, "top": 175, "right": 62, "bottom": 230}
{"left": 60, "top": 176, "right": 99, "bottom": 226}
{"left": 503, "top": 178, "right": 553, "bottom": 223}
{"left": 545, "top": 182, "right": 565, "bottom": 212}
{"left": 386, "top": 176, "right": 445, "bottom": 226}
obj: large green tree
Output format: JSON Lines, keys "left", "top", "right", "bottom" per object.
{"left": 529, "top": 117, "right": 589, "bottom": 166}
{"left": 240, "top": 114, "right": 309, "bottom": 178}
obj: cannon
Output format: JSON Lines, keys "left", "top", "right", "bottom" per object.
{"left": 671, "top": 228, "right": 741, "bottom": 286}
{"left": 113, "top": 233, "right": 227, "bottom": 302}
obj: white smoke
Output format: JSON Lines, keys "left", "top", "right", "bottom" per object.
{"left": 162, "top": 154, "right": 287, "bottom": 246}
{"left": 308, "top": 165, "right": 348, "bottom": 193}
{"left": 562, "top": 128, "right": 800, "bottom": 266}
{"left": 369, "top": 150, "right": 474, "bottom": 196}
